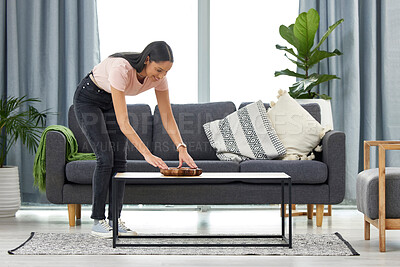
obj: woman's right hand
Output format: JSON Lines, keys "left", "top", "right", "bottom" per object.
{"left": 144, "top": 153, "right": 169, "bottom": 170}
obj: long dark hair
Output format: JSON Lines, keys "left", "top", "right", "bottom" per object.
{"left": 109, "top": 41, "right": 174, "bottom": 73}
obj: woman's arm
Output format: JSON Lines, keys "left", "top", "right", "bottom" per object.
{"left": 155, "top": 89, "right": 197, "bottom": 168}
{"left": 111, "top": 86, "right": 168, "bottom": 169}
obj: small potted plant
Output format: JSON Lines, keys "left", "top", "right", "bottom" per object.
{"left": 0, "top": 96, "right": 50, "bottom": 217}
{"left": 275, "top": 8, "right": 343, "bottom": 129}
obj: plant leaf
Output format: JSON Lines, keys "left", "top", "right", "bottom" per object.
{"left": 0, "top": 96, "right": 52, "bottom": 167}
{"left": 310, "top": 73, "right": 340, "bottom": 85}
{"left": 275, "top": 45, "right": 304, "bottom": 62}
{"left": 288, "top": 74, "right": 339, "bottom": 99}
{"left": 284, "top": 54, "right": 306, "bottom": 70}
{"left": 289, "top": 75, "right": 318, "bottom": 95}
{"left": 308, "top": 49, "right": 343, "bottom": 68}
{"left": 312, "top": 18, "right": 344, "bottom": 53}
{"left": 279, "top": 24, "right": 300, "bottom": 51}
{"left": 319, "top": 94, "right": 332, "bottom": 100}
{"left": 293, "top": 8, "right": 319, "bottom": 58}
{"left": 292, "top": 92, "right": 317, "bottom": 99}
{"left": 274, "top": 69, "right": 307, "bottom": 78}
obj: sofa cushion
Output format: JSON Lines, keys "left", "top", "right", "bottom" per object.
{"left": 66, "top": 160, "right": 159, "bottom": 185}
{"left": 125, "top": 105, "right": 153, "bottom": 159}
{"left": 239, "top": 102, "right": 321, "bottom": 124}
{"left": 152, "top": 102, "right": 236, "bottom": 160}
{"left": 357, "top": 167, "right": 400, "bottom": 220}
{"left": 68, "top": 104, "right": 153, "bottom": 160}
{"left": 266, "top": 90, "right": 325, "bottom": 160}
{"left": 203, "top": 100, "right": 286, "bottom": 162}
{"left": 65, "top": 160, "right": 240, "bottom": 185}
{"left": 239, "top": 160, "right": 328, "bottom": 184}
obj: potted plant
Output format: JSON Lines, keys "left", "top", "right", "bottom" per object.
{"left": 274, "top": 8, "right": 343, "bottom": 129}
{"left": 0, "top": 96, "right": 50, "bottom": 217}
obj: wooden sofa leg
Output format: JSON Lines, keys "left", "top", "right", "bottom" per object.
{"left": 316, "top": 204, "right": 324, "bottom": 227}
{"left": 307, "top": 204, "right": 314, "bottom": 219}
{"left": 68, "top": 204, "right": 76, "bottom": 227}
{"left": 327, "top": 205, "right": 332, "bottom": 216}
{"left": 282, "top": 204, "right": 295, "bottom": 216}
{"left": 364, "top": 215, "right": 370, "bottom": 240}
{"left": 281, "top": 204, "right": 287, "bottom": 217}
{"left": 75, "top": 204, "right": 81, "bottom": 220}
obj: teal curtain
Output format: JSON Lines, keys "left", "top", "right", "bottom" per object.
{"left": 299, "top": 0, "right": 400, "bottom": 202}
{"left": 0, "top": 0, "right": 100, "bottom": 203}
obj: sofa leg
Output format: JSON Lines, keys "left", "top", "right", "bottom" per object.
{"left": 76, "top": 204, "right": 81, "bottom": 220}
{"left": 281, "top": 204, "right": 286, "bottom": 217}
{"left": 307, "top": 204, "right": 314, "bottom": 219}
{"left": 316, "top": 204, "right": 324, "bottom": 227}
{"left": 327, "top": 205, "right": 332, "bottom": 216}
{"left": 282, "top": 204, "right": 332, "bottom": 220}
{"left": 68, "top": 204, "right": 76, "bottom": 227}
{"left": 364, "top": 216, "right": 370, "bottom": 240}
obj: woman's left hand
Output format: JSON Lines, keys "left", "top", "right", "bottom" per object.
{"left": 177, "top": 147, "right": 198, "bottom": 169}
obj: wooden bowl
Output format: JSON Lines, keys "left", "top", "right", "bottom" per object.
{"left": 160, "top": 167, "right": 203, "bottom": 176}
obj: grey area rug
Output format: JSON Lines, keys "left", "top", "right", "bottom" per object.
{"left": 8, "top": 232, "right": 359, "bottom": 256}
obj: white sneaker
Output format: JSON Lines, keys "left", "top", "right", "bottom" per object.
{"left": 109, "top": 218, "right": 138, "bottom": 236}
{"left": 91, "top": 219, "right": 113, "bottom": 238}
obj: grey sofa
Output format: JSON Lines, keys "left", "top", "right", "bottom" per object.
{"left": 45, "top": 101, "right": 345, "bottom": 227}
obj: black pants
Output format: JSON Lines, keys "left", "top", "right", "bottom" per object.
{"left": 73, "top": 73, "right": 127, "bottom": 220}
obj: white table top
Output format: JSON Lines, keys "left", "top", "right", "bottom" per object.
{"left": 115, "top": 172, "right": 290, "bottom": 180}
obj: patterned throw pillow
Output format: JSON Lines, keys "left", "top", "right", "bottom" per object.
{"left": 267, "top": 90, "right": 327, "bottom": 160}
{"left": 203, "top": 100, "right": 286, "bottom": 162}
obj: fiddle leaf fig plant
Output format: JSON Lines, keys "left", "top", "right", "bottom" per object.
{"left": 275, "top": 8, "right": 344, "bottom": 99}
{"left": 0, "top": 96, "right": 51, "bottom": 168}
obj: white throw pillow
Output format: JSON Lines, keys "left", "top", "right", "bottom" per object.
{"left": 203, "top": 100, "right": 286, "bottom": 162}
{"left": 266, "top": 90, "right": 327, "bottom": 160}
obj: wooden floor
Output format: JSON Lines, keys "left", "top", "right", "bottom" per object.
{"left": 1, "top": 205, "right": 400, "bottom": 267}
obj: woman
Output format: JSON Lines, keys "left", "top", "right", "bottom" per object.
{"left": 73, "top": 41, "right": 197, "bottom": 238}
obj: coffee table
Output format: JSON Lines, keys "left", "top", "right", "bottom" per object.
{"left": 112, "top": 172, "right": 292, "bottom": 248}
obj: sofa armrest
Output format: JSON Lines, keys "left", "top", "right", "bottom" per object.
{"left": 45, "top": 131, "right": 67, "bottom": 204}
{"left": 322, "top": 130, "right": 346, "bottom": 203}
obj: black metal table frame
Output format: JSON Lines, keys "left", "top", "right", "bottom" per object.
{"left": 112, "top": 174, "right": 292, "bottom": 248}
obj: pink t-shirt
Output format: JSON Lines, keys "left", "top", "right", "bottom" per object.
{"left": 92, "top": 57, "right": 168, "bottom": 96}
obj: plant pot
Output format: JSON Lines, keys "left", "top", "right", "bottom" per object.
{"left": 296, "top": 99, "right": 334, "bottom": 130}
{"left": 0, "top": 166, "right": 21, "bottom": 218}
